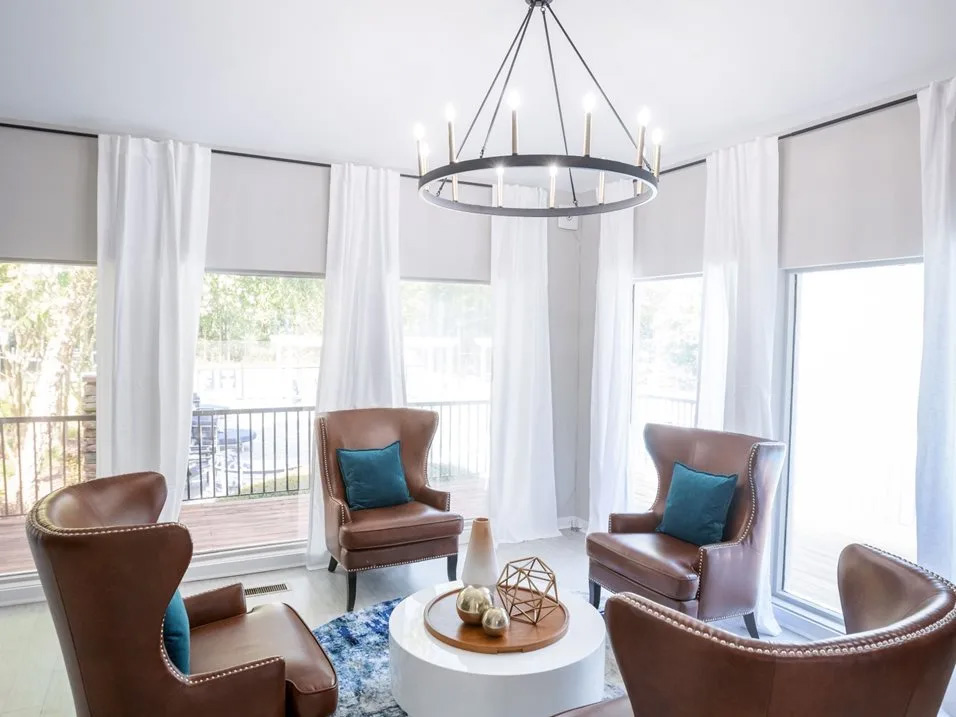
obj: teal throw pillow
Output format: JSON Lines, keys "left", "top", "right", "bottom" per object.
{"left": 163, "top": 589, "right": 190, "bottom": 674}
{"left": 336, "top": 440, "right": 412, "bottom": 511}
{"left": 656, "top": 462, "right": 737, "bottom": 546}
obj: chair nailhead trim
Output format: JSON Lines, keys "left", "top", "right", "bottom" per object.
{"left": 615, "top": 544, "right": 956, "bottom": 656}
{"left": 347, "top": 551, "right": 459, "bottom": 573}
{"left": 695, "top": 443, "right": 760, "bottom": 602}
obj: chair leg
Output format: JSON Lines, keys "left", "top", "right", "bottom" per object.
{"left": 328, "top": 556, "right": 338, "bottom": 573}
{"left": 346, "top": 572, "right": 357, "bottom": 612}
{"left": 447, "top": 554, "right": 458, "bottom": 582}
{"left": 744, "top": 612, "right": 759, "bottom": 639}
{"left": 589, "top": 580, "right": 601, "bottom": 609}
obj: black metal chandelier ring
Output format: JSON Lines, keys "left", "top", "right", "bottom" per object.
{"left": 419, "top": 154, "right": 659, "bottom": 217}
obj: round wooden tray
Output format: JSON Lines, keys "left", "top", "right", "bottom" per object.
{"left": 423, "top": 587, "right": 569, "bottom": 654}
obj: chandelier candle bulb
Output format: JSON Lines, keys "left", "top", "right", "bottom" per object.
{"left": 598, "top": 172, "right": 606, "bottom": 205}
{"left": 452, "top": 175, "right": 459, "bottom": 202}
{"left": 508, "top": 91, "right": 520, "bottom": 155}
{"left": 583, "top": 94, "right": 596, "bottom": 156}
{"left": 445, "top": 104, "right": 456, "bottom": 164}
{"left": 421, "top": 142, "right": 431, "bottom": 174}
{"left": 413, "top": 123, "right": 426, "bottom": 176}
{"left": 549, "top": 165, "right": 558, "bottom": 209}
{"left": 652, "top": 128, "right": 663, "bottom": 177}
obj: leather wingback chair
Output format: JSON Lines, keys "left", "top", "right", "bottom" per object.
{"left": 586, "top": 424, "right": 786, "bottom": 637}
{"left": 26, "top": 471, "right": 338, "bottom": 717}
{"left": 317, "top": 407, "right": 464, "bottom": 611}
{"left": 559, "top": 544, "right": 956, "bottom": 717}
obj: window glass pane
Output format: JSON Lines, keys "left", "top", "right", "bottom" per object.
{"left": 184, "top": 273, "right": 323, "bottom": 552}
{"left": 0, "top": 262, "right": 97, "bottom": 575}
{"left": 784, "top": 263, "right": 921, "bottom": 613}
{"left": 402, "top": 281, "right": 492, "bottom": 519}
{"left": 628, "top": 277, "right": 702, "bottom": 510}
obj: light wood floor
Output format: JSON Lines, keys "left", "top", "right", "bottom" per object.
{"left": 0, "top": 531, "right": 799, "bottom": 716}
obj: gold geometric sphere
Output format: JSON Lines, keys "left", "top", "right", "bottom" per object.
{"left": 496, "top": 556, "right": 560, "bottom": 625}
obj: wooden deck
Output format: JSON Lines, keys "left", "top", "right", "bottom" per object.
{"left": 0, "top": 477, "right": 488, "bottom": 575}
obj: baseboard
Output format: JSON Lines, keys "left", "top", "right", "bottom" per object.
{"left": 558, "top": 516, "right": 588, "bottom": 532}
{"left": 0, "top": 572, "right": 44, "bottom": 606}
{"left": 773, "top": 594, "right": 844, "bottom": 641}
{"left": 184, "top": 541, "right": 307, "bottom": 583}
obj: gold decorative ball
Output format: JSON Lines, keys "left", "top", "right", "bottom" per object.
{"left": 481, "top": 606, "right": 510, "bottom": 637}
{"left": 456, "top": 585, "right": 493, "bottom": 625}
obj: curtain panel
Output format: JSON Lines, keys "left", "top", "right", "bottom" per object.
{"left": 306, "top": 163, "right": 405, "bottom": 568}
{"left": 488, "top": 184, "right": 560, "bottom": 544}
{"left": 916, "top": 77, "right": 956, "bottom": 716}
{"left": 95, "top": 134, "right": 211, "bottom": 521}
{"left": 588, "top": 181, "right": 636, "bottom": 532}
{"left": 697, "top": 136, "right": 782, "bottom": 635}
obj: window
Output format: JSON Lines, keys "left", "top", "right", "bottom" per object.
{"left": 184, "top": 273, "right": 324, "bottom": 553}
{"left": 0, "top": 262, "right": 97, "bottom": 575}
{"left": 628, "top": 276, "right": 703, "bottom": 509}
{"left": 782, "top": 263, "right": 921, "bottom": 614}
{"left": 401, "top": 281, "right": 492, "bottom": 519}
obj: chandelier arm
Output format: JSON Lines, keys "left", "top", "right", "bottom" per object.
{"left": 436, "top": 5, "right": 534, "bottom": 199}
{"left": 478, "top": 5, "right": 534, "bottom": 158}
{"left": 545, "top": 3, "right": 639, "bottom": 153}
{"left": 540, "top": 7, "right": 578, "bottom": 206}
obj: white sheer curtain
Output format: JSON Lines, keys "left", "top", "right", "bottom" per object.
{"left": 96, "top": 135, "right": 211, "bottom": 522}
{"left": 305, "top": 163, "right": 405, "bottom": 568}
{"left": 697, "top": 137, "right": 782, "bottom": 636}
{"left": 588, "top": 181, "right": 635, "bottom": 532}
{"left": 916, "top": 77, "right": 956, "bottom": 717}
{"left": 489, "top": 185, "right": 559, "bottom": 543}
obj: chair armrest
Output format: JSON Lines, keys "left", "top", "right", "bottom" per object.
{"left": 183, "top": 656, "right": 286, "bottom": 716}
{"left": 325, "top": 494, "right": 351, "bottom": 525}
{"left": 604, "top": 593, "right": 776, "bottom": 714}
{"left": 417, "top": 485, "right": 452, "bottom": 512}
{"left": 696, "top": 540, "right": 759, "bottom": 620}
{"left": 608, "top": 511, "right": 659, "bottom": 534}
{"left": 185, "top": 584, "right": 247, "bottom": 629}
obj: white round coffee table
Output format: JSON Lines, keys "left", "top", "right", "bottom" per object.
{"left": 389, "top": 581, "right": 606, "bottom": 717}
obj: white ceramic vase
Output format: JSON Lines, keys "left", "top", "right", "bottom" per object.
{"left": 460, "top": 517, "right": 499, "bottom": 591}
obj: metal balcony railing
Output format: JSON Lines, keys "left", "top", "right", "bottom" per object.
{"left": 0, "top": 400, "right": 492, "bottom": 516}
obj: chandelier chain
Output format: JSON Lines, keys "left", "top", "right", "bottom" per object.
{"left": 545, "top": 4, "right": 640, "bottom": 158}
{"left": 540, "top": 7, "right": 578, "bottom": 206}
{"left": 436, "top": 5, "right": 534, "bottom": 199}
{"left": 478, "top": 6, "right": 534, "bottom": 158}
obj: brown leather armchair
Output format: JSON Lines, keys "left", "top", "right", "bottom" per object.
{"left": 586, "top": 424, "right": 786, "bottom": 637}
{"left": 26, "top": 471, "right": 337, "bottom": 717}
{"left": 317, "top": 407, "right": 464, "bottom": 611}
{"left": 560, "top": 544, "right": 956, "bottom": 716}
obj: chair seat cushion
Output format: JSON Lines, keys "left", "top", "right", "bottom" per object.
{"left": 339, "top": 500, "right": 463, "bottom": 551}
{"left": 587, "top": 532, "right": 700, "bottom": 601}
{"left": 190, "top": 603, "right": 337, "bottom": 717}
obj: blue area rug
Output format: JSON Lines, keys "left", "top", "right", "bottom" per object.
{"left": 313, "top": 597, "right": 624, "bottom": 716}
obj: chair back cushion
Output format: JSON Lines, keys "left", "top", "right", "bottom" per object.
{"left": 336, "top": 440, "right": 412, "bottom": 510}
{"left": 656, "top": 462, "right": 737, "bottom": 545}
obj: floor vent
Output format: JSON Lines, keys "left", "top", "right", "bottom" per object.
{"left": 244, "top": 582, "right": 289, "bottom": 597}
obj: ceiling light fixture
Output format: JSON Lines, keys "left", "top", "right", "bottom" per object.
{"left": 413, "top": 0, "right": 662, "bottom": 217}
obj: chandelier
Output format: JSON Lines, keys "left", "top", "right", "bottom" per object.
{"left": 414, "top": 0, "right": 663, "bottom": 218}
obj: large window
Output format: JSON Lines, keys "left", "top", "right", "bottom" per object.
{"left": 782, "top": 263, "right": 921, "bottom": 614}
{"left": 402, "top": 281, "right": 492, "bottom": 519}
{"left": 628, "top": 276, "right": 702, "bottom": 509}
{"left": 0, "top": 262, "right": 97, "bottom": 575}
{"left": 184, "top": 273, "right": 324, "bottom": 553}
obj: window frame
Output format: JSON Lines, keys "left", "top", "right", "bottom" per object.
{"left": 771, "top": 258, "right": 923, "bottom": 627}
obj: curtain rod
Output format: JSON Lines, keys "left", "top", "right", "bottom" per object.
{"left": 0, "top": 92, "right": 920, "bottom": 183}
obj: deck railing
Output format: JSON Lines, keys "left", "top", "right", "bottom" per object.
{"left": 0, "top": 399, "right": 492, "bottom": 516}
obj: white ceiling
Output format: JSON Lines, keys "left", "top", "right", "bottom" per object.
{"left": 1, "top": 0, "right": 954, "bottom": 185}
